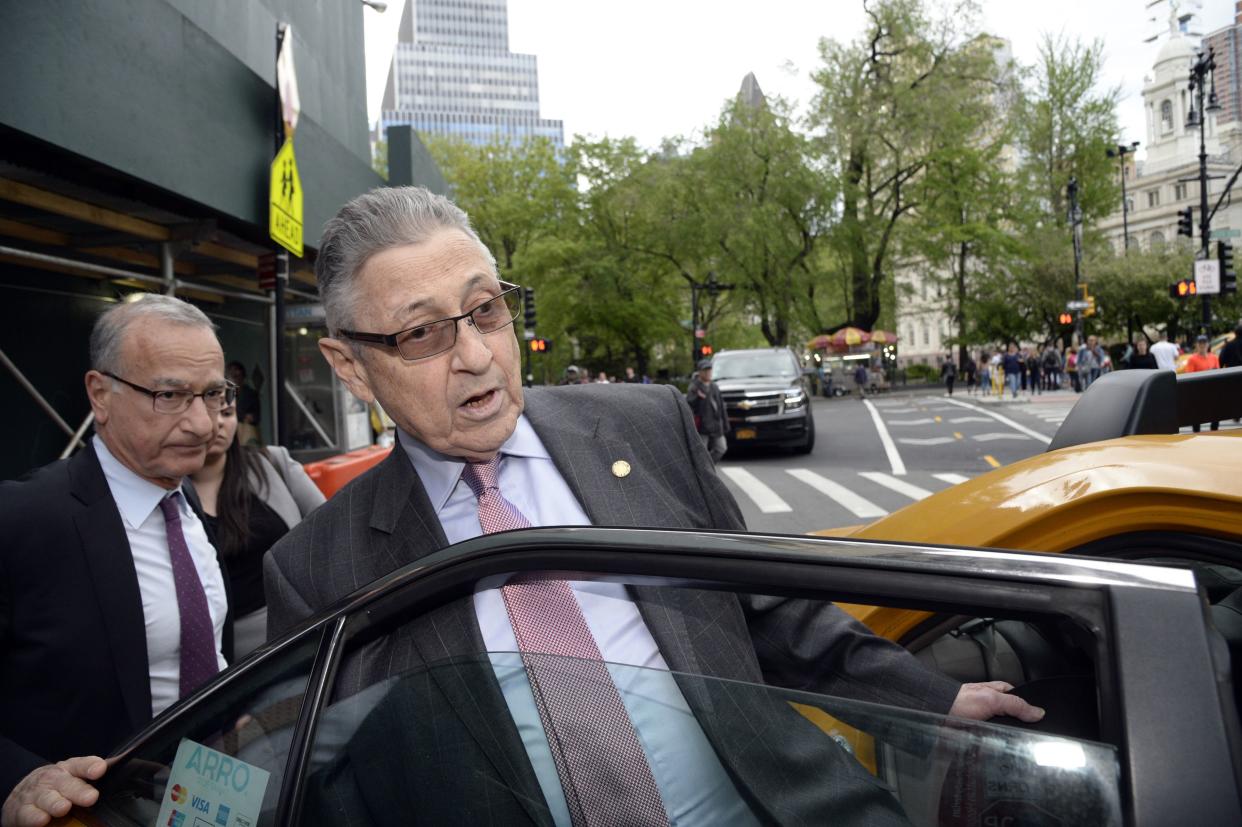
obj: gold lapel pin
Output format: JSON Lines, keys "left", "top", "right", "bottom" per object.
{"left": 611, "top": 460, "right": 631, "bottom": 478}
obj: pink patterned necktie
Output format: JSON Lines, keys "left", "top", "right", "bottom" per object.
{"left": 462, "top": 457, "right": 669, "bottom": 827}
{"left": 158, "top": 493, "right": 220, "bottom": 698}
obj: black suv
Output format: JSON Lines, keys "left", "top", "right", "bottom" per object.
{"left": 712, "top": 348, "right": 815, "bottom": 453}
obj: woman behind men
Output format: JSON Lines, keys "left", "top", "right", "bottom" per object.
{"left": 190, "top": 404, "right": 325, "bottom": 656}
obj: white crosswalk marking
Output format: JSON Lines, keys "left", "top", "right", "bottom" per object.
{"left": 786, "top": 469, "right": 888, "bottom": 518}
{"left": 858, "top": 472, "right": 933, "bottom": 501}
{"left": 897, "top": 437, "right": 956, "bottom": 445}
{"left": 887, "top": 418, "right": 936, "bottom": 425}
{"left": 719, "top": 467, "right": 792, "bottom": 513}
{"left": 972, "top": 433, "right": 1034, "bottom": 442}
{"left": 934, "top": 473, "right": 971, "bottom": 485}
{"left": 948, "top": 416, "right": 992, "bottom": 423}
{"left": 872, "top": 406, "right": 918, "bottom": 413}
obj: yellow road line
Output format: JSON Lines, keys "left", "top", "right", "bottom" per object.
{"left": 935, "top": 415, "right": 942, "bottom": 423}
{"left": 953, "top": 432, "right": 963, "bottom": 440}
{"left": 984, "top": 455, "right": 1001, "bottom": 468}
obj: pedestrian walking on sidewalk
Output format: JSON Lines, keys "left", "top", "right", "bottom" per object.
{"left": 1002, "top": 343, "right": 1022, "bottom": 399}
{"left": 1184, "top": 335, "right": 1221, "bottom": 432}
{"left": 963, "top": 356, "right": 977, "bottom": 394}
{"left": 940, "top": 353, "right": 957, "bottom": 396}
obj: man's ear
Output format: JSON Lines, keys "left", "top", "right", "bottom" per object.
{"left": 319, "top": 337, "right": 377, "bottom": 404}
{"left": 84, "top": 370, "right": 113, "bottom": 426}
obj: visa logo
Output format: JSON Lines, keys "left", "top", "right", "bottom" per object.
{"left": 191, "top": 796, "right": 210, "bottom": 813}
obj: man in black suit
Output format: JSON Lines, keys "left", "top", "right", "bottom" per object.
{"left": 266, "top": 187, "right": 1041, "bottom": 824}
{"left": 0, "top": 295, "right": 235, "bottom": 827}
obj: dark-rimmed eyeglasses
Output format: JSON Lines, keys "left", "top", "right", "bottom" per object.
{"left": 336, "top": 282, "right": 522, "bottom": 362}
{"left": 103, "top": 371, "right": 237, "bottom": 414}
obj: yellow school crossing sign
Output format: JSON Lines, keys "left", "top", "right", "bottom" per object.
{"left": 269, "top": 137, "right": 303, "bottom": 257}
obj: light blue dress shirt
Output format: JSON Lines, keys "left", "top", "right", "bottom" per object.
{"left": 399, "top": 419, "right": 757, "bottom": 826}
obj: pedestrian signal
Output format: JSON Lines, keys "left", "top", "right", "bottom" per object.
{"left": 1177, "top": 208, "right": 1194, "bottom": 238}
{"left": 1169, "top": 279, "right": 1198, "bottom": 298}
{"left": 529, "top": 338, "right": 551, "bottom": 353}
{"left": 1220, "top": 240, "right": 1237, "bottom": 294}
{"left": 699, "top": 344, "right": 714, "bottom": 357}
{"left": 1058, "top": 313, "right": 1073, "bottom": 325}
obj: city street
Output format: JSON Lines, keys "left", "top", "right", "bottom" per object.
{"left": 720, "top": 387, "right": 1078, "bottom": 534}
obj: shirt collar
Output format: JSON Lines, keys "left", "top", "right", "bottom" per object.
{"left": 92, "top": 434, "right": 187, "bottom": 529}
{"left": 397, "top": 415, "right": 549, "bottom": 514}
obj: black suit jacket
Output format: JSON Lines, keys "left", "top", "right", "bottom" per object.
{"left": 265, "top": 385, "right": 960, "bottom": 824}
{"left": 0, "top": 441, "right": 232, "bottom": 800}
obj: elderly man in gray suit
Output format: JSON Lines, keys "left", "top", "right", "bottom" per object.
{"left": 264, "top": 187, "right": 1040, "bottom": 826}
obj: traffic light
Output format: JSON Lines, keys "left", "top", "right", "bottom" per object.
{"left": 699, "top": 343, "right": 713, "bottom": 357}
{"left": 1169, "top": 278, "right": 1198, "bottom": 298}
{"left": 523, "top": 287, "right": 536, "bottom": 330}
{"left": 1084, "top": 296, "right": 1096, "bottom": 317}
{"left": 1177, "top": 208, "right": 1194, "bottom": 238}
{"left": 1220, "top": 240, "right": 1237, "bottom": 294}
{"left": 529, "top": 338, "right": 552, "bottom": 353}
{"left": 1058, "top": 312, "right": 1073, "bottom": 325}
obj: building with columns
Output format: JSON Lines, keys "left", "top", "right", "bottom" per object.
{"left": 1098, "top": 10, "right": 1240, "bottom": 255}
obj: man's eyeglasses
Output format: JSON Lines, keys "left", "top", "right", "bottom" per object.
{"left": 336, "top": 282, "right": 522, "bottom": 362}
{"left": 103, "top": 371, "right": 237, "bottom": 414}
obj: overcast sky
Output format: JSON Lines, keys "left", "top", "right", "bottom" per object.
{"left": 364, "top": 0, "right": 1233, "bottom": 161}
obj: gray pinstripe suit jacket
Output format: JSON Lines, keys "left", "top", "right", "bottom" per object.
{"left": 264, "top": 384, "right": 959, "bottom": 825}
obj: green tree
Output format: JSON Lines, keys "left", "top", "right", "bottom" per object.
{"left": 811, "top": 0, "right": 991, "bottom": 331}
{"left": 695, "top": 97, "right": 834, "bottom": 346}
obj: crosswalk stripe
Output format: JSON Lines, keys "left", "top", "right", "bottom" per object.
{"left": 897, "top": 437, "right": 956, "bottom": 445}
{"left": 949, "top": 416, "right": 992, "bottom": 423}
{"left": 858, "top": 472, "right": 933, "bottom": 501}
{"left": 888, "top": 418, "right": 936, "bottom": 425}
{"left": 720, "top": 467, "right": 792, "bottom": 513}
{"left": 934, "top": 473, "right": 971, "bottom": 485}
{"left": 786, "top": 469, "right": 888, "bottom": 518}
{"left": 972, "top": 433, "right": 1034, "bottom": 442}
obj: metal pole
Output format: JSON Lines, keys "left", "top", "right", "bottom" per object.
{"left": 160, "top": 242, "right": 176, "bottom": 295}
{"left": 1195, "top": 52, "right": 1213, "bottom": 334}
{"left": 1118, "top": 151, "right": 1131, "bottom": 253}
{"left": 1068, "top": 177, "right": 1084, "bottom": 345}
{"left": 60, "top": 412, "right": 95, "bottom": 459}
{"left": 274, "top": 22, "right": 289, "bottom": 446}
{"left": 690, "top": 282, "right": 699, "bottom": 366}
{"left": 0, "top": 347, "right": 83, "bottom": 444}
{"left": 284, "top": 380, "right": 336, "bottom": 448}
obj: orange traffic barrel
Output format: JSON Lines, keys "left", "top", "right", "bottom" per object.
{"left": 304, "top": 444, "right": 393, "bottom": 498}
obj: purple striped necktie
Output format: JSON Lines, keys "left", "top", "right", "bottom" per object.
{"left": 462, "top": 456, "right": 669, "bottom": 827}
{"left": 159, "top": 493, "right": 220, "bottom": 698}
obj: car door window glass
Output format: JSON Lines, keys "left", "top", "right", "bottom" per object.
{"left": 86, "top": 630, "right": 321, "bottom": 827}
{"left": 296, "top": 577, "right": 1121, "bottom": 826}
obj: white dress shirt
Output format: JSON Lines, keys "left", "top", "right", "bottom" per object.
{"left": 399, "top": 420, "right": 757, "bottom": 826}
{"left": 93, "top": 436, "right": 228, "bottom": 716}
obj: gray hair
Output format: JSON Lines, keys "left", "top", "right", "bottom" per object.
{"left": 90, "top": 294, "right": 215, "bottom": 374}
{"left": 315, "top": 186, "right": 495, "bottom": 334}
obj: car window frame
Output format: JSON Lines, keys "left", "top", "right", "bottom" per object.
{"left": 105, "top": 527, "right": 1242, "bottom": 825}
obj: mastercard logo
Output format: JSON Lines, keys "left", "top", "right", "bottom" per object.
{"left": 170, "top": 784, "right": 187, "bottom": 804}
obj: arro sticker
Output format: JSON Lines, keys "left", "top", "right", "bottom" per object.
{"left": 153, "top": 739, "right": 270, "bottom": 827}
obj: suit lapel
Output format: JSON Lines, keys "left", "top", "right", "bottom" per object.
{"left": 524, "top": 389, "right": 659, "bottom": 528}
{"left": 375, "top": 443, "right": 550, "bottom": 824}
{"left": 69, "top": 444, "right": 152, "bottom": 731}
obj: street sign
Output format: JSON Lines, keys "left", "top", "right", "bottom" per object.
{"left": 269, "top": 138, "right": 303, "bottom": 257}
{"left": 1066, "top": 300, "right": 1089, "bottom": 310}
{"left": 695, "top": 328, "right": 706, "bottom": 339}
{"left": 276, "top": 24, "right": 300, "bottom": 135}
{"left": 1211, "top": 228, "right": 1241, "bottom": 239}
{"left": 1195, "top": 259, "right": 1221, "bottom": 295}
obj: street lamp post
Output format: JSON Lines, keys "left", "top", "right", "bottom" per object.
{"left": 1106, "top": 141, "right": 1140, "bottom": 253}
{"left": 1187, "top": 47, "right": 1222, "bottom": 334}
